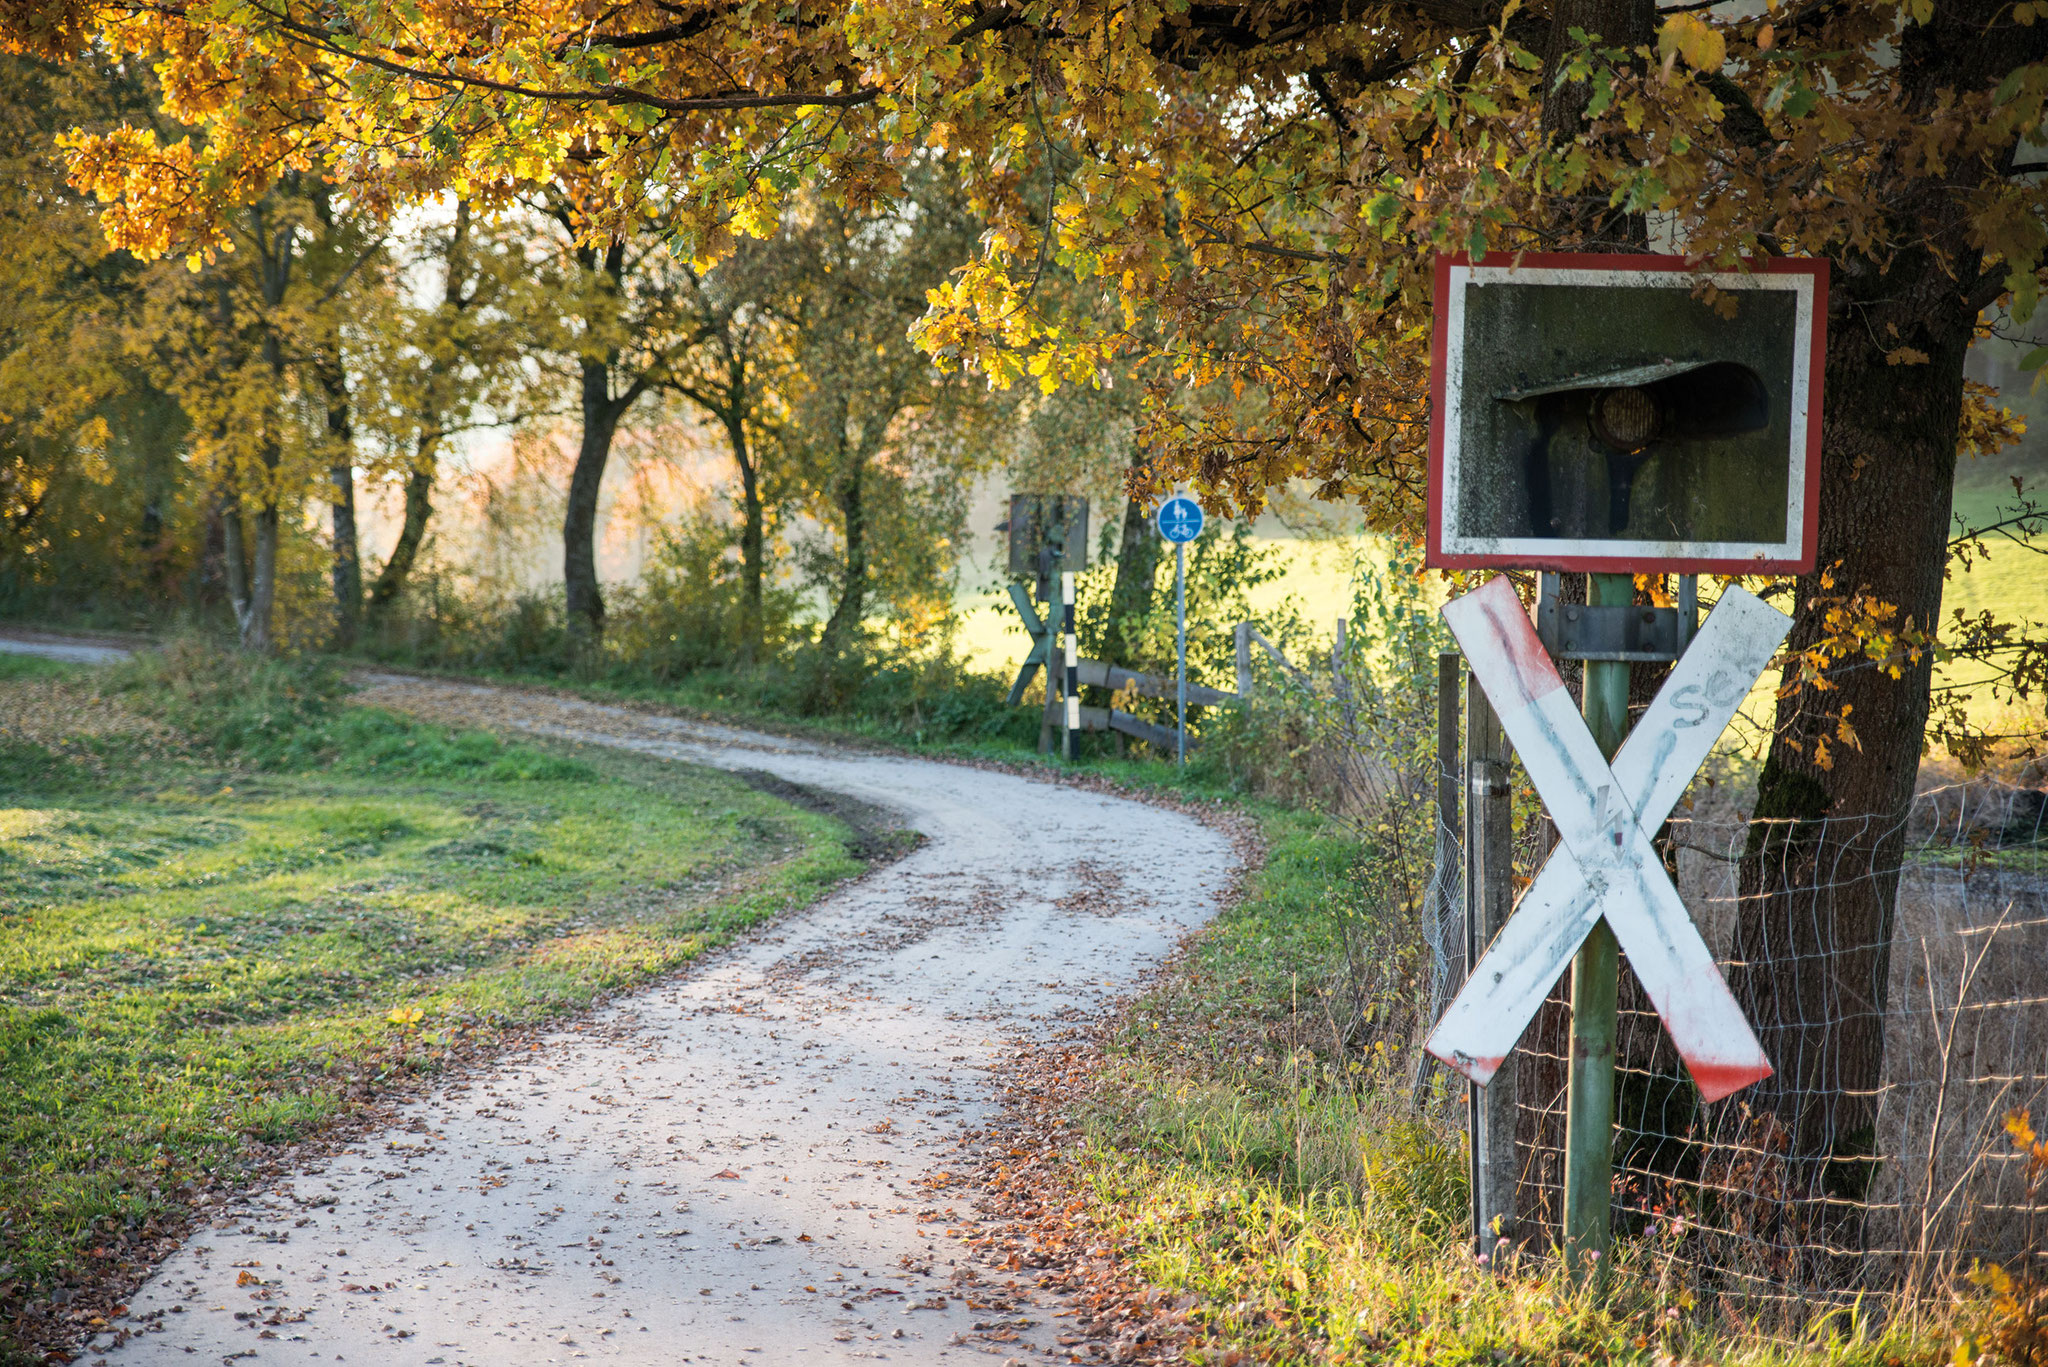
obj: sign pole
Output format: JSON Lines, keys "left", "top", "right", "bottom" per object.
{"left": 1174, "top": 541, "right": 1187, "bottom": 768}
{"left": 1562, "top": 570, "right": 1632, "bottom": 1279}
{"left": 1465, "top": 672, "right": 1517, "bottom": 1258}
{"left": 1154, "top": 495, "right": 1203, "bottom": 767}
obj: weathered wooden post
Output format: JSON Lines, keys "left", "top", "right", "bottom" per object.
{"left": 1465, "top": 671, "right": 1517, "bottom": 1258}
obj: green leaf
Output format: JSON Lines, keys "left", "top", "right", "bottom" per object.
{"left": 2016, "top": 345, "right": 2048, "bottom": 371}
{"left": 1364, "top": 191, "right": 1402, "bottom": 227}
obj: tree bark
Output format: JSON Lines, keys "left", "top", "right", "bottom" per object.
{"left": 366, "top": 455, "right": 435, "bottom": 616}
{"left": 1728, "top": 256, "right": 1973, "bottom": 1197}
{"left": 238, "top": 212, "right": 295, "bottom": 655}
{"left": 367, "top": 201, "right": 471, "bottom": 620}
{"left": 1724, "top": 3, "right": 2044, "bottom": 1234}
{"left": 318, "top": 351, "right": 361, "bottom": 647}
{"left": 244, "top": 502, "right": 279, "bottom": 654}
{"left": 564, "top": 353, "right": 620, "bottom": 637}
{"left": 1102, "top": 489, "right": 1160, "bottom": 666}
{"left": 820, "top": 413, "right": 868, "bottom": 661}
{"left": 222, "top": 491, "right": 252, "bottom": 636}
{"left": 725, "top": 398, "right": 765, "bottom": 659}
{"left": 562, "top": 239, "right": 630, "bottom": 641}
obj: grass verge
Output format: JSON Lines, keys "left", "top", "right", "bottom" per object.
{"left": 979, "top": 804, "right": 1984, "bottom": 1367}
{"left": 0, "top": 648, "right": 866, "bottom": 1360}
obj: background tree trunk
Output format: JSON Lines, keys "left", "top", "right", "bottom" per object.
{"left": 564, "top": 354, "right": 618, "bottom": 638}
{"left": 726, "top": 404, "right": 765, "bottom": 659}
{"left": 367, "top": 202, "right": 470, "bottom": 622}
{"left": 367, "top": 455, "right": 435, "bottom": 617}
{"left": 318, "top": 353, "right": 361, "bottom": 647}
{"left": 221, "top": 491, "right": 251, "bottom": 635}
{"left": 819, "top": 438, "right": 867, "bottom": 660}
{"left": 244, "top": 502, "right": 279, "bottom": 654}
{"left": 1102, "top": 489, "right": 1159, "bottom": 666}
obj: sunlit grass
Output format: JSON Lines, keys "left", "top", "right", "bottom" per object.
{"left": 1068, "top": 804, "right": 1981, "bottom": 1366}
{"left": 0, "top": 658, "right": 863, "bottom": 1308}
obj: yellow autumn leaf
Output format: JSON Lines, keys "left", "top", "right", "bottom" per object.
{"left": 1658, "top": 13, "right": 1726, "bottom": 72}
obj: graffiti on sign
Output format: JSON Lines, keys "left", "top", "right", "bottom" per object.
{"left": 1424, "top": 576, "right": 1792, "bottom": 1103}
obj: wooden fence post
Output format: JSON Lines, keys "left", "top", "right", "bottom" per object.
{"left": 1466, "top": 669, "right": 1518, "bottom": 1259}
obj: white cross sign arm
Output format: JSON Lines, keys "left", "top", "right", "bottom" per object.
{"left": 1425, "top": 578, "right": 1791, "bottom": 1103}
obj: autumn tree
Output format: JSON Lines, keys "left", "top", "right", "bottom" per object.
{"left": 660, "top": 240, "right": 797, "bottom": 659}
{"left": 773, "top": 178, "right": 989, "bottom": 673}
{"left": 348, "top": 200, "right": 528, "bottom": 624}
{"left": 0, "top": 52, "right": 186, "bottom": 613}
{"left": 11, "top": 0, "right": 2048, "bottom": 1175}
{"left": 515, "top": 189, "right": 706, "bottom": 639}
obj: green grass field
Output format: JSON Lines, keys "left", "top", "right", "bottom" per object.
{"left": 0, "top": 651, "right": 863, "bottom": 1346}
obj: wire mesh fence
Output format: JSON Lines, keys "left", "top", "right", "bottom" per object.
{"left": 1446, "top": 769, "right": 2048, "bottom": 1322}
{"left": 1228, "top": 583, "right": 2043, "bottom": 1320}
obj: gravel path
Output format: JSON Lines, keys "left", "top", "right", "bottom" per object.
{"left": 85, "top": 676, "right": 1238, "bottom": 1367}
{"left": 0, "top": 631, "right": 131, "bottom": 664}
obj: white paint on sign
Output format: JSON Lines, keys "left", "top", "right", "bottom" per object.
{"left": 1425, "top": 576, "right": 1791, "bottom": 1103}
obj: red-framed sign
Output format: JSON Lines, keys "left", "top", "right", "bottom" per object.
{"left": 1425, "top": 252, "right": 1827, "bottom": 575}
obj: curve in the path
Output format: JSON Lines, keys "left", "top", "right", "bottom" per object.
{"left": 88, "top": 677, "right": 1238, "bottom": 1367}
{"left": 0, "top": 633, "right": 131, "bottom": 664}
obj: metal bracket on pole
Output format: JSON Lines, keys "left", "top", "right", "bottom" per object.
{"left": 1536, "top": 571, "right": 1700, "bottom": 663}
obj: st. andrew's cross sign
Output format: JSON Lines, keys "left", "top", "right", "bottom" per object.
{"left": 1424, "top": 576, "right": 1793, "bottom": 1102}
{"left": 1422, "top": 251, "right": 1821, "bottom": 1267}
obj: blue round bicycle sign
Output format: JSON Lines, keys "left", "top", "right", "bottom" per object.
{"left": 1156, "top": 496, "right": 1205, "bottom": 544}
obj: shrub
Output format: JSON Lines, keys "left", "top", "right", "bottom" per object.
{"left": 606, "top": 512, "right": 806, "bottom": 677}
{"left": 112, "top": 638, "right": 588, "bottom": 779}
{"left": 113, "top": 638, "right": 348, "bottom": 767}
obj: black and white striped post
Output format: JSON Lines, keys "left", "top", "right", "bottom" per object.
{"left": 1062, "top": 571, "right": 1079, "bottom": 760}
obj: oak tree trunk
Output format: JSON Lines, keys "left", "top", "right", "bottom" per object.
{"left": 222, "top": 492, "right": 251, "bottom": 636}
{"left": 562, "top": 238, "right": 631, "bottom": 643}
{"left": 319, "top": 354, "right": 361, "bottom": 647}
{"left": 367, "top": 455, "right": 435, "bottom": 617}
{"left": 368, "top": 200, "right": 470, "bottom": 621}
{"left": 564, "top": 353, "right": 619, "bottom": 639}
{"left": 244, "top": 502, "right": 279, "bottom": 654}
{"left": 1729, "top": 256, "right": 1972, "bottom": 1202}
{"left": 1102, "top": 490, "right": 1160, "bottom": 666}
{"left": 819, "top": 443, "right": 867, "bottom": 660}
{"left": 727, "top": 406, "right": 765, "bottom": 659}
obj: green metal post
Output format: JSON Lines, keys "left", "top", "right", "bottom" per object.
{"left": 1562, "top": 571, "right": 1632, "bottom": 1281}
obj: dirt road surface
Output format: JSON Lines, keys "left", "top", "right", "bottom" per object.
{"left": 82, "top": 677, "right": 1238, "bottom": 1366}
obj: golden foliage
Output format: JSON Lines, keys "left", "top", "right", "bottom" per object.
{"left": 1, "top": 0, "right": 2044, "bottom": 540}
